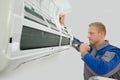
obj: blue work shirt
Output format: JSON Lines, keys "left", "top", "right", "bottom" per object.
{"left": 81, "top": 40, "right": 120, "bottom": 80}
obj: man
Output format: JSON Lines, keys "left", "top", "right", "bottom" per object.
{"left": 72, "top": 22, "right": 120, "bottom": 80}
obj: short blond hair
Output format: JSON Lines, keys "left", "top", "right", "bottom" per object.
{"left": 89, "top": 22, "right": 106, "bottom": 36}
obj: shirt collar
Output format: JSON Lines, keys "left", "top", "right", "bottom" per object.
{"left": 91, "top": 40, "right": 109, "bottom": 50}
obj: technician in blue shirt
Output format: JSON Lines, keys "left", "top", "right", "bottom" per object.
{"left": 72, "top": 22, "right": 120, "bottom": 80}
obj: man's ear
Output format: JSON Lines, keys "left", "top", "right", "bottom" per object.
{"left": 99, "top": 31, "right": 105, "bottom": 38}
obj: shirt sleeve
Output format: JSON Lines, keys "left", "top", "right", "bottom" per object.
{"left": 82, "top": 51, "right": 120, "bottom": 75}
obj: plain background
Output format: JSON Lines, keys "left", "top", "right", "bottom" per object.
{"left": 66, "top": 0, "right": 120, "bottom": 47}
{"left": 0, "top": 0, "right": 120, "bottom": 80}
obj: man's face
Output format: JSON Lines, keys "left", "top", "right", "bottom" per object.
{"left": 88, "top": 26, "right": 101, "bottom": 45}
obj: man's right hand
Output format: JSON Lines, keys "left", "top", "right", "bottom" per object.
{"left": 80, "top": 43, "right": 90, "bottom": 53}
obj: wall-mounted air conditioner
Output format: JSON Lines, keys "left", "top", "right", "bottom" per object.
{"left": 0, "top": 0, "right": 73, "bottom": 72}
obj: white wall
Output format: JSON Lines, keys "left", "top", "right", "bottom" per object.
{"left": 66, "top": 0, "right": 120, "bottom": 47}
{"left": 0, "top": 48, "right": 84, "bottom": 80}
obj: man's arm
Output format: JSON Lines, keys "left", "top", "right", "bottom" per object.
{"left": 80, "top": 44, "right": 120, "bottom": 75}
{"left": 82, "top": 52, "right": 120, "bottom": 75}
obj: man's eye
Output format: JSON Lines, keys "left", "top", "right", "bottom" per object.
{"left": 89, "top": 32, "right": 94, "bottom": 35}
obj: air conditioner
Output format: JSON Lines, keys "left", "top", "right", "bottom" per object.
{"left": 0, "top": 0, "right": 73, "bottom": 72}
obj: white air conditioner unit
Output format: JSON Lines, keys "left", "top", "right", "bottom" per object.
{"left": 0, "top": 0, "right": 73, "bottom": 72}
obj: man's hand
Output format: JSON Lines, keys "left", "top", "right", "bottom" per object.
{"left": 80, "top": 43, "right": 90, "bottom": 53}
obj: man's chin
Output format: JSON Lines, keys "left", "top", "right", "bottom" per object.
{"left": 89, "top": 41, "right": 92, "bottom": 44}
{"left": 89, "top": 41, "right": 93, "bottom": 45}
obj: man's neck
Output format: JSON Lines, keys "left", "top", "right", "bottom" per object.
{"left": 94, "top": 40, "right": 105, "bottom": 48}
